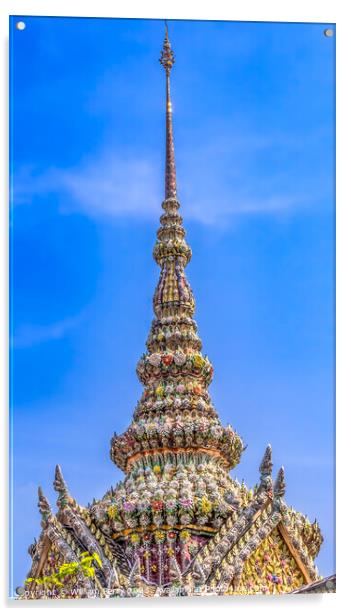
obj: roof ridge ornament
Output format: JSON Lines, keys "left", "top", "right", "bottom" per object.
{"left": 274, "top": 466, "right": 286, "bottom": 499}
{"left": 37, "top": 486, "right": 52, "bottom": 526}
{"left": 259, "top": 444, "right": 273, "bottom": 477}
{"left": 53, "top": 464, "right": 70, "bottom": 508}
{"left": 258, "top": 444, "right": 273, "bottom": 496}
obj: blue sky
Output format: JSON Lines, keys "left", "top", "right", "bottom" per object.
{"left": 9, "top": 16, "right": 335, "bottom": 594}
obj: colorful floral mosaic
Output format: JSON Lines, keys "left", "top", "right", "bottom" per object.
{"left": 232, "top": 528, "right": 305, "bottom": 594}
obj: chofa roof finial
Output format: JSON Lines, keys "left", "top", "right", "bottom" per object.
{"left": 259, "top": 444, "right": 273, "bottom": 477}
{"left": 53, "top": 464, "right": 70, "bottom": 507}
{"left": 37, "top": 486, "right": 52, "bottom": 525}
{"left": 274, "top": 466, "right": 286, "bottom": 498}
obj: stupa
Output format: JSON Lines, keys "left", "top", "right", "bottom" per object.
{"left": 21, "top": 25, "right": 329, "bottom": 599}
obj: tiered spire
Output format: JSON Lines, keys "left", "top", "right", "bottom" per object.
{"left": 110, "top": 23, "right": 243, "bottom": 476}
{"left": 107, "top": 26, "right": 243, "bottom": 584}
{"left": 153, "top": 24, "right": 193, "bottom": 322}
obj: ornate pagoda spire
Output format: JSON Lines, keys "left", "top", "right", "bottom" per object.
{"left": 106, "top": 29, "right": 243, "bottom": 585}
{"left": 160, "top": 21, "right": 177, "bottom": 200}
{"left": 110, "top": 21, "right": 243, "bottom": 476}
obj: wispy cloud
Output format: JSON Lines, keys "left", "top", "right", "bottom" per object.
{"left": 12, "top": 154, "right": 162, "bottom": 219}
{"left": 12, "top": 127, "right": 326, "bottom": 226}
{"left": 177, "top": 130, "right": 323, "bottom": 224}
{"left": 11, "top": 315, "right": 82, "bottom": 349}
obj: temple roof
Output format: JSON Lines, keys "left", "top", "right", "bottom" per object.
{"left": 24, "top": 444, "right": 323, "bottom": 596}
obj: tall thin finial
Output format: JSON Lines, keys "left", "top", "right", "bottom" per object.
{"left": 160, "top": 20, "right": 175, "bottom": 75}
{"left": 159, "top": 21, "right": 177, "bottom": 199}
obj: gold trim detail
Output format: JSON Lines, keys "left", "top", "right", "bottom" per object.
{"left": 112, "top": 523, "right": 216, "bottom": 540}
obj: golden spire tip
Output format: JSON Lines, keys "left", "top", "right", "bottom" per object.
{"left": 160, "top": 20, "right": 175, "bottom": 72}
